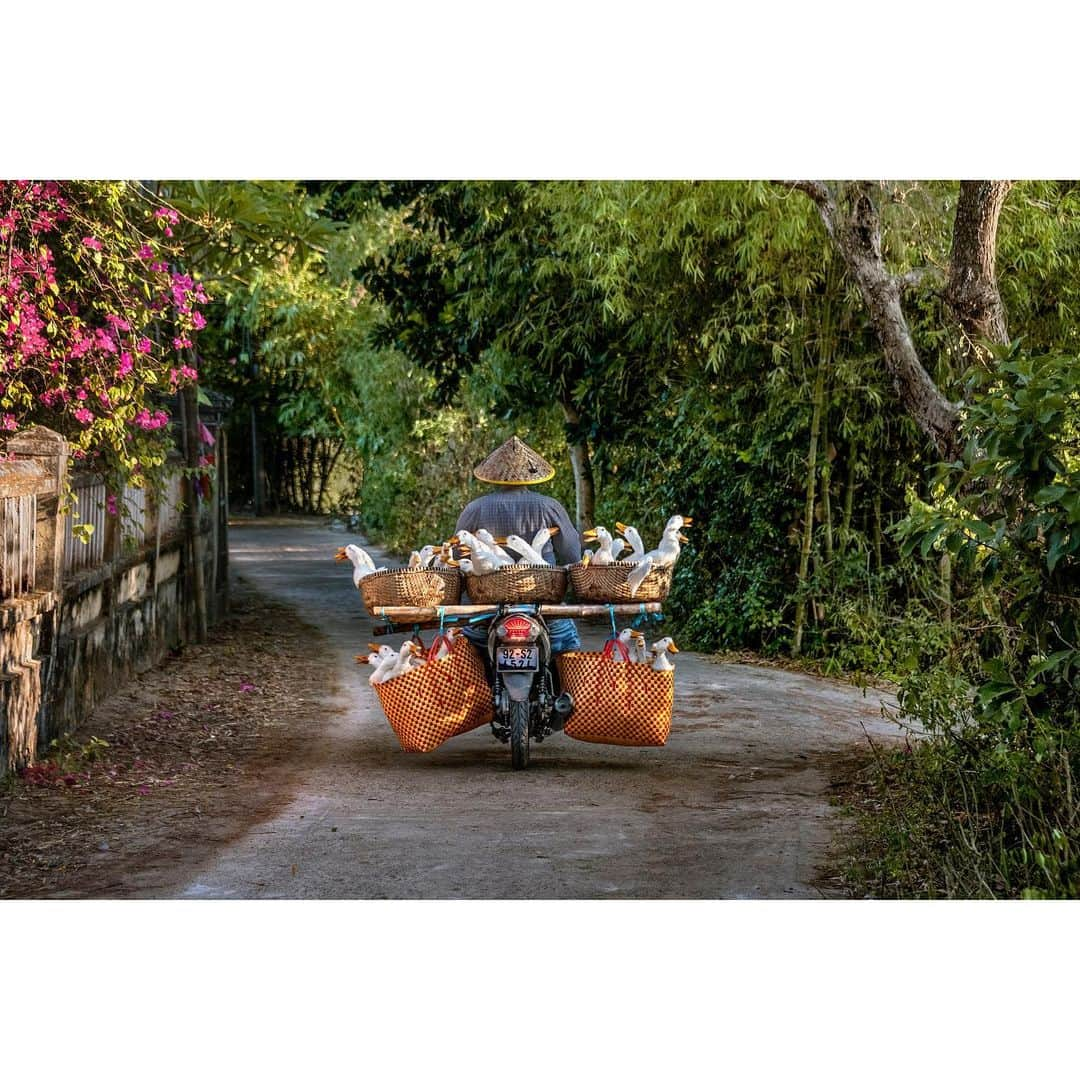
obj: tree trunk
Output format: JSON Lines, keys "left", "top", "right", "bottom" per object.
{"left": 841, "top": 443, "right": 857, "bottom": 553}
{"left": 872, "top": 487, "right": 883, "bottom": 575}
{"left": 181, "top": 382, "right": 208, "bottom": 644}
{"left": 946, "top": 180, "right": 1013, "bottom": 360}
{"left": 560, "top": 399, "right": 595, "bottom": 533}
{"left": 821, "top": 407, "right": 834, "bottom": 563}
{"left": 793, "top": 362, "right": 824, "bottom": 657}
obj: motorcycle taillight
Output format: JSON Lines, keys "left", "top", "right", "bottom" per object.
{"left": 498, "top": 614, "right": 540, "bottom": 642}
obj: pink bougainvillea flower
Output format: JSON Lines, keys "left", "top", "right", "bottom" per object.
{"left": 239, "top": 682, "right": 256, "bottom": 693}
{"left": 137, "top": 244, "right": 154, "bottom": 259}
{"left": 132, "top": 408, "right": 169, "bottom": 431}
{"left": 116, "top": 351, "right": 134, "bottom": 378}
{"left": 106, "top": 494, "right": 118, "bottom": 516}
{"left": 73, "top": 407, "right": 94, "bottom": 424}
{"left": 199, "top": 421, "right": 215, "bottom": 447}
{"left": 172, "top": 335, "right": 193, "bottom": 350}
{"left": 136, "top": 336, "right": 152, "bottom": 354}
{"left": 81, "top": 236, "right": 103, "bottom": 250}
{"left": 1, "top": 413, "right": 17, "bottom": 431}
{"left": 191, "top": 310, "right": 207, "bottom": 330}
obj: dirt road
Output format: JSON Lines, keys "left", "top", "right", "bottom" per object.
{"left": 119, "top": 521, "right": 902, "bottom": 899}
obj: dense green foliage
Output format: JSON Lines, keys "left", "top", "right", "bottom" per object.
{"left": 171, "top": 179, "right": 1080, "bottom": 897}
{"left": 853, "top": 346, "right": 1080, "bottom": 897}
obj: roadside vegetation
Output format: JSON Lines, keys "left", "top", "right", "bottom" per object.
{"left": 5, "top": 179, "right": 1079, "bottom": 896}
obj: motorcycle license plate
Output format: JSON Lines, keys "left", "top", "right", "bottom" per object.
{"left": 497, "top": 646, "right": 539, "bottom": 672}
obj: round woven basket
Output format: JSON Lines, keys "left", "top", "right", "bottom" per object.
{"left": 464, "top": 564, "right": 568, "bottom": 604}
{"left": 359, "top": 566, "right": 462, "bottom": 616}
{"left": 568, "top": 560, "right": 673, "bottom": 603}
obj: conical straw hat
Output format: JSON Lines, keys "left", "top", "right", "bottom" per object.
{"left": 473, "top": 436, "right": 555, "bottom": 485}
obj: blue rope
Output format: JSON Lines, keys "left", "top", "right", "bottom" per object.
{"left": 630, "top": 604, "right": 665, "bottom": 629}
{"left": 608, "top": 603, "right": 618, "bottom": 641}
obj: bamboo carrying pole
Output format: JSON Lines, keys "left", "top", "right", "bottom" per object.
{"left": 373, "top": 602, "right": 663, "bottom": 621}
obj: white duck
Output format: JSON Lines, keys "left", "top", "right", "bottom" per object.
{"left": 359, "top": 643, "right": 400, "bottom": 685}
{"left": 454, "top": 529, "right": 513, "bottom": 566}
{"left": 628, "top": 630, "right": 650, "bottom": 664}
{"left": 615, "top": 522, "right": 645, "bottom": 561}
{"left": 642, "top": 516, "right": 692, "bottom": 568}
{"left": 649, "top": 636, "right": 680, "bottom": 671}
{"left": 377, "top": 641, "right": 424, "bottom": 683}
{"left": 464, "top": 548, "right": 505, "bottom": 575}
{"left": 626, "top": 555, "right": 655, "bottom": 598}
{"left": 612, "top": 627, "right": 646, "bottom": 662}
{"left": 336, "top": 543, "right": 378, "bottom": 586}
{"left": 581, "top": 526, "right": 619, "bottom": 566}
{"left": 408, "top": 544, "right": 441, "bottom": 569}
{"left": 476, "top": 529, "right": 514, "bottom": 563}
{"left": 500, "top": 533, "right": 548, "bottom": 565}
{"left": 529, "top": 525, "right": 561, "bottom": 558}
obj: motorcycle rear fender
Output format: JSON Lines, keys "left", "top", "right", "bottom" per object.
{"left": 501, "top": 671, "right": 537, "bottom": 702}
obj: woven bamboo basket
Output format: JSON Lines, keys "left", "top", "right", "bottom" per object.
{"left": 568, "top": 560, "right": 673, "bottom": 603}
{"left": 359, "top": 566, "right": 462, "bottom": 616}
{"left": 463, "top": 564, "right": 568, "bottom": 604}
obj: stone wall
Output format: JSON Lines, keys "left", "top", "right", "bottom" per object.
{"left": 1, "top": 427, "right": 225, "bottom": 776}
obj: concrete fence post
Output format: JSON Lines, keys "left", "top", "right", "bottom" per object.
{"left": 7, "top": 426, "right": 67, "bottom": 594}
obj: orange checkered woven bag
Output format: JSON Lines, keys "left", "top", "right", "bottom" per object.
{"left": 556, "top": 639, "right": 674, "bottom": 747}
{"left": 374, "top": 635, "right": 494, "bottom": 753}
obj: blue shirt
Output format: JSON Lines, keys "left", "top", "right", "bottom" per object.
{"left": 455, "top": 488, "right": 581, "bottom": 566}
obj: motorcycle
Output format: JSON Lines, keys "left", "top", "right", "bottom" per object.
{"left": 482, "top": 605, "right": 574, "bottom": 769}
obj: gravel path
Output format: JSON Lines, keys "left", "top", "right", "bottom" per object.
{"left": 139, "top": 521, "right": 903, "bottom": 899}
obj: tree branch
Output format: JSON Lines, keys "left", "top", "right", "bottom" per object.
{"left": 785, "top": 180, "right": 961, "bottom": 459}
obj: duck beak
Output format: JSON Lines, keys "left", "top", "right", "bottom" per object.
{"left": 334, "top": 548, "right": 348, "bottom": 561}
{"left": 459, "top": 546, "right": 472, "bottom": 556}
{"left": 493, "top": 537, "right": 508, "bottom": 545}
{"left": 582, "top": 529, "right": 598, "bottom": 541}
{"left": 681, "top": 518, "right": 693, "bottom": 527}
{"left": 447, "top": 536, "right": 460, "bottom": 545}
{"left": 447, "top": 558, "right": 460, "bottom": 567}
{"left": 677, "top": 533, "right": 690, "bottom": 543}
{"left": 615, "top": 521, "right": 628, "bottom": 534}
{"left": 355, "top": 654, "right": 370, "bottom": 664}
{"left": 547, "top": 526, "right": 560, "bottom": 536}
{"left": 630, "top": 629, "right": 645, "bottom": 638}
{"left": 669, "top": 643, "right": 680, "bottom": 653}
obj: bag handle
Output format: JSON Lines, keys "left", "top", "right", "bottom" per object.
{"left": 602, "top": 637, "right": 631, "bottom": 663}
{"left": 427, "top": 632, "right": 454, "bottom": 661}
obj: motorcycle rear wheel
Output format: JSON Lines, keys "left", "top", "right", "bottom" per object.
{"left": 510, "top": 699, "right": 530, "bottom": 770}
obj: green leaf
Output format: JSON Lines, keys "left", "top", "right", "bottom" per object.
{"left": 1034, "top": 484, "right": 1067, "bottom": 506}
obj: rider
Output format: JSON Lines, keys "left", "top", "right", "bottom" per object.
{"left": 455, "top": 435, "right": 583, "bottom": 657}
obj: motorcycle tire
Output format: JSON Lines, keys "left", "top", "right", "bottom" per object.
{"left": 510, "top": 699, "right": 530, "bottom": 770}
